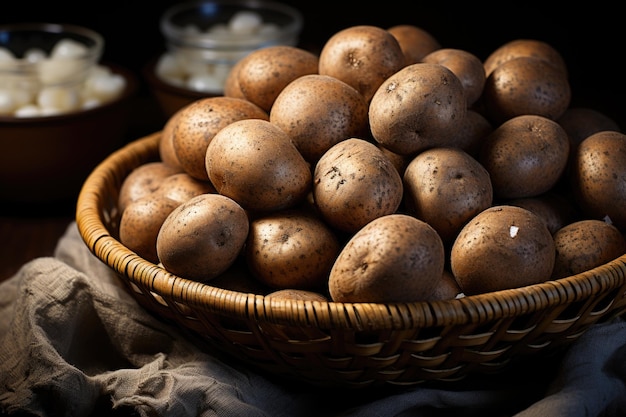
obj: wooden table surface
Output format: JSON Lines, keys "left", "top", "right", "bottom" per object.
{"left": 0, "top": 211, "right": 74, "bottom": 283}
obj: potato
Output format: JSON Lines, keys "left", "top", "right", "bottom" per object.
{"left": 483, "top": 38, "right": 568, "bottom": 78}
{"left": 171, "top": 96, "right": 268, "bottom": 181}
{"left": 156, "top": 193, "right": 249, "bottom": 281}
{"left": 552, "top": 219, "right": 626, "bottom": 279}
{"left": 426, "top": 270, "right": 463, "bottom": 301}
{"left": 449, "top": 109, "right": 493, "bottom": 157}
{"left": 265, "top": 289, "right": 329, "bottom": 302}
{"left": 318, "top": 25, "right": 406, "bottom": 102}
{"left": 387, "top": 24, "right": 441, "bottom": 65}
{"left": 421, "top": 48, "right": 486, "bottom": 107}
{"left": 245, "top": 209, "right": 341, "bottom": 290}
{"left": 235, "top": 45, "right": 319, "bottom": 112}
{"left": 269, "top": 74, "right": 369, "bottom": 163}
{"left": 557, "top": 107, "right": 621, "bottom": 156}
{"left": 117, "top": 161, "right": 182, "bottom": 213}
{"left": 159, "top": 111, "right": 183, "bottom": 170}
{"left": 505, "top": 191, "right": 580, "bottom": 235}
{"left": 403, "top": 147, "right": 493, "bottom": 244}
{"left": 368, "top": 62, "right": 467, "bottom": 155}
{"left": 482, "top": 56, "right": 571, "bottom": 124}
{"left": 479, "top": 114, "right": 570, "bottom": 199}
{"left": 450, "top": 205, "right": 556, "bottom": 295}
{"left": 205, "top": 118, "right": 312, "bottom": 213}
{"left": 119, "top": 193, "right": 181, "bottom": 264}
{"left": 313, "top": 137, "right": 403, "bottom": 233}
{"left": 209, "top": 259, "right": 270, "bottom": 294}
{"left": 571, "top": 130, "right": 626, "bottom": 231}
{"left": 222, "top": 57, "right": 247, "bottom": 100}
{"left": 156, "top": 172, "right": 216, "bottom": 205}
{"left": 328, "top": 213, "right": 445, "bottom": 303}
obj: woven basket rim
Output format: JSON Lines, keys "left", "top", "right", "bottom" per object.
{"left": 76, "top": 131, "right": 626, "bottom": 331}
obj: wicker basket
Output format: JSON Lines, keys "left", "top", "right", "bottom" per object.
{"left": 76, "top": 131, "right": 626, "bottom": 388}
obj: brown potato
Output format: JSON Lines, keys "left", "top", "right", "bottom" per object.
{"left": 479, "top": 114, "right": 570, "bottom": 199}
{"left": 450, "top": 205, "right": 556, "bottom": 295}
{"left": 421, "top": 48, "right": 486, "bottom": 107}
{"left": 449, "top": 109, "right": 493, "bottom": 157}
{"left": 571, "top": 130, "right": 626, "bottom": 231}
{"left": 222, "top": 57, "right": 247, "bottom": 100}
{"left": 205, "top": 118, "right": 312, "bottom": 213}
{"left": 483, "top": 38, "right": 568, "bottom": 79}
{"left": 156, "top": 172, "right": 216, "bottom": 205}
{"left": 236, "top": 45, "right": 319, "bottom": 112}
{"left": 171, "top": 96, "right": 268, "bottom": 181}
{"left": 482, "top": 56, "right": 571, "bottom": 124}
{"left": 156, "top": 193, "right": 249, "bottom": 281}
{"left": 387, "top": 24, "right": 441, "bottom": 65}
{"left": 426, "top": 270, "right": 463, "bottom": 301}
{"left": 269, "top": 74, "right": 369, "bottom": 163}
{"left": 403, "top": 147, "right": 493, "bottom": 244}
{"left": 557, "top": 107, "right": 621, "bottom": 155}
{"left": 552, "top": 219, "right": 626, "bottom": 279}
{"left": 313, "top": 137, "right": 403, "bottom": 233}
{"left": 369, "top": 62, "right": 467, "bottom": 155}
{"left": 318, "top": 25, "right": 405, "bottom": 102}
{"left": 328, "top": 214, "right": 445, "bottom": 303}
{"left": 117, "top": 161, "right": 182, "bottom": 213}
{"left": 505, "top": 192, "right": 580, "bottom": 235}
{"left": 265, "top": 289, "right": 329, "bottom": 302}
{"left": 245, "top": 209, "right": 341, "bottom": 290}
{"left": 159, "top": 111, "right": 183, "bottom": 170}
{"left": 119, "top": 193, "right": 181, "bottom": 264}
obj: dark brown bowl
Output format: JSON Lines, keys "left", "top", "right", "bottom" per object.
{"left": 0, "top": 63, "right": 138, "bottom": 210}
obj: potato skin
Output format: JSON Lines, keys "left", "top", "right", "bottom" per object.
{"left": 369, "top": 63, "right": 467, "bottom": 155}
{"left": 156, "top": 172, "right": 216, "bottom": 205}
{"left": 483, "top": 38, "right": 568, "bottom": 78}
{"left": 479, "top": 114, "right": 570, "bottom": 199}
{"left": 205, "top": 118, "right": 312, "bottom": 213}
{"left": 421, "top": 48, "right": 486, "bottom": 107}
{"left": 119, "top": 193, "right": 180, "bottom": 264}
{"left": 270, "top": 74, "right": 370, "bottom": 164}
{"left": 482, "top": 56, "right": 571, "bottom": 124}
{"left": 117, "top": 161, "right": 182, "bottom": 213}
{"left": 403, "top": 147, "right": 493, "bottom": 244}
{"left": 156, "top": 193, "right": 249, "bottom": 281}
{"left": 450, "top": 205, "right": 556, "bottom": 295}
{"left": 313, "top": 138, "right": 403, "bottom": 233}
{"left": 387, "top": 24, "right": 441, "bottom": 65}
{"left": 245, "top": 209, "right": 341, "bottom": 290}
{"left": 571, "top": 130, "right": 626, "bottom": 231}
{"left": 552, "top": 219, "right": 626, "bottom": 279}
{"left": 328, "top": 214, "right": 445, "bottom": 303}
{"left": 172, "top": 96, "right": 269, "bottom": 181}
{"left": 318, "top": 25, "right": 406, "bottom": 102}
{"left": 236, "top": 45, "right": 320, "bottom": 112}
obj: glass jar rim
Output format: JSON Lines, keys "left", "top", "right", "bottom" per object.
{"left": 160, "top": 0, "right": 303, "bottom": 50}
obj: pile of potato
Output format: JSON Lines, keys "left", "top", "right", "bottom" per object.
{"left": 117, "top": 24, "right": 626, "bottom": 304}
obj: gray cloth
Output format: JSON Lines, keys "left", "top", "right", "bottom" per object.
{"left": 1, "top": 222, "right": 626, "bottom": 416}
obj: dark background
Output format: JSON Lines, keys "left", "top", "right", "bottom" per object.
{"left": 2, "top": 1, "right": 624, "bottom": 134}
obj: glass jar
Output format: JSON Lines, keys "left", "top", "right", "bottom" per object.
{"left": 156, "top": 0, "right": 303, "bottom": 94}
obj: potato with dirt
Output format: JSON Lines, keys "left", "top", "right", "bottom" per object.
{"left": 313, "top": 137, "right": 403, "bottom": 233}
{"left": 328, "top": 213, "right": 445, "bottom": 303}
{"left": 205, "top": 118, "right": 312, "bottom": 213}
{"left": 368, "top": 62, "right": 467, "bottom": 155}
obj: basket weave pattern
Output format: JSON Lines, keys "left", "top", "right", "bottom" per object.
{"left": 76, "top": 132, "right": 626, "bottom": 388}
